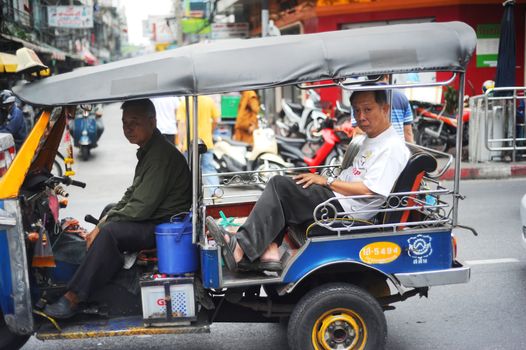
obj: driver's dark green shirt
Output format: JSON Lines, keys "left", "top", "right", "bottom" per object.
{"left": 105, "top": 129, "right": 191, "bottom": 224}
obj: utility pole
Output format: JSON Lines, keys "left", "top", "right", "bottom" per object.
{"left": 174, "top": 0, "right": 184, "bottom": 46}
{"left": 261, "top": 0, "right": 272, "bottom": 122}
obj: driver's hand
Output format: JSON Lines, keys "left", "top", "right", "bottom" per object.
{"left": 293, "top": 173, "right": 327, "bottom": 189}
{"left": 85, "top": 226, "right": 100, "bottom": 250}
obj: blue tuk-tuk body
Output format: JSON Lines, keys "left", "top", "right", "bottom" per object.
{"left": 0, "top": 21, "right": 477, "bottom": 350}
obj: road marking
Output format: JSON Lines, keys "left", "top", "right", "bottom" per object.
{"left": 465, "top": 258, "right": 520, "bottom": 265}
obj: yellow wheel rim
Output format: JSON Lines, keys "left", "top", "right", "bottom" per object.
{"left": 311, "top": 308, "right": 367, "bottom": 350}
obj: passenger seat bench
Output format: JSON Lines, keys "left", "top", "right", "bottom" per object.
{"left": 306, "top": 152, "right": 438, "bottom": 237}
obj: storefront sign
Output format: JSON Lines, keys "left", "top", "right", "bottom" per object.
{"left": 476, "top": 24, "right": 500, "bottom": 68}
{"left": 47, "top": 6, "right": 93, "bottom": 29}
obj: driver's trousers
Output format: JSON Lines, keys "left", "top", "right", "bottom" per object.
{"left": 67, "top": 221, "right": 156, "bottom": 301}
{"left": 235, "top": 175, "right": 342, "bottom": 261}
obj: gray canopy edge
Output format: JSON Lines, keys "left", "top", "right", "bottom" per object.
{"left": 13, "top": 21, "right": 476, "bottom": 107}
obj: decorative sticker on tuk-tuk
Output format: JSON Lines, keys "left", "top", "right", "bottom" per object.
{"left": 407, "top": 234, "right": 433, "bottom": 264}
{"left": 359, "top": 242, "right": 401, "bottom": 264}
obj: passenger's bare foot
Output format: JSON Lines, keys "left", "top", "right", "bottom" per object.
{"left": 224, "top": 234, "right": 244, "bottom": 263}
{"left": 260, "top": 243, "right": 280, "bottom": 262}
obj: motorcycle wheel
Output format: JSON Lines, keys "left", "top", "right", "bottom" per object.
{"left": 255, "top": 159, "right": 284, "bottom": 190}
{"left": 0, "top": 313, "right": 29, "bottom": 350}
{"left": 417, "top": 124, "right": 448, "bottom": 152}
{"left": 80, "top": 145, "right": 90, "bottom": 161}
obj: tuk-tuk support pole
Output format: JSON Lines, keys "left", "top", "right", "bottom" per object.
{"left": 185, "top": 96, "right": 191, "bottom": 161}
{"left": 191, "top": 96, "right": 199, "bottom": 244}
{"left": 452, "top": 72, "right": 466, "bottom": 227}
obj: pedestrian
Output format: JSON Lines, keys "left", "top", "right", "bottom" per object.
{"left": 151, "top": 96, "right": 180, "bottom": 144}
{"left": 0, "top": 90, "right": 27, "bottom": 150}
{"left": 176, "top": 96, "right": 221, "bottom": 196}
{"left": 233, "top": 90, "right": 260, "bottom": 144}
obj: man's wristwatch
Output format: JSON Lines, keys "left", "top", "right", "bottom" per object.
{"left": 326, "top": 176, "right": 336, "bottom": 188}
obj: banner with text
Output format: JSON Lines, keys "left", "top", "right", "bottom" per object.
{"left": 47, "top": 6, "right": 94, "bottom": 29}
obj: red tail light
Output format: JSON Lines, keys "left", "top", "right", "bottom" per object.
{"left": 0, "top": 151, "right": 5, "bottom": 177}
{"left": 451, "top": 234, "right": 458, "bottom": 260}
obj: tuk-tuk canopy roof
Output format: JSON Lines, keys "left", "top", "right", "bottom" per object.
{"left": 13, "top": 21, "right": 476, "bottom": 107}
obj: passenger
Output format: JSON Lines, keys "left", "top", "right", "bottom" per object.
{"left": 0, "top": 90, "right": 27, "bottom": 150}
{"left": 206, "top": 89, "right": 410, "bottom": 273}
{"left": 44, "top": 99, "right": 192, "bottom": 319}
{"left": 352, "top": 75, "right": 414, "bottom": 143}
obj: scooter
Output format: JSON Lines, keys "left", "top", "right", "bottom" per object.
{"left": 334, "top": 100, "right": 353, "bottom": 126}
{"left": 276, "top": 118, "right": 354, "bottom": 170}
{"left": 276, "top": 89, "right": 328, "bottom": 140}
{"left": 69, "top": 105, "right": 104, "bottom": 161}
{"left": 213, "top": 114, "right": 291, "bottom": 183}
{"left": 412, "top": 100, "right": 470, "bottom": 152}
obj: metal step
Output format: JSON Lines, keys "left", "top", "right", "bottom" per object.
{"left": 35, "top": 314, "right": 210, "bottom": 340}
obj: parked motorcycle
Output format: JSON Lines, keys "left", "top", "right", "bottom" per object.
{"left": 276, "top": 118, "right": 353, "bottom": 170}
{"left": 69, "top": 105, "right": 104, "bottom": 161}
{"left": 276, "top": 89, "right": 328, "bottom": 140}
{"left": 333, "top": 100, "right": 354, "bottom": 127}
{"left": 213, "top": 114, "right": 290, "bottom": 184}
{"left": 411, "top": 100, "right": 470, "bottom": 152}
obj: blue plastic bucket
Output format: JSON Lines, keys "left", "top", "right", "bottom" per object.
{"left": 155, "top": 213, "right": 198, "bottom": 275}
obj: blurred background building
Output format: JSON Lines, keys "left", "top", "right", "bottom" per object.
{"left": 0, "top": 0, "right": 127, "bottom": 75}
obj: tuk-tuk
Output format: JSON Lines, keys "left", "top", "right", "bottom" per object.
{"left": 0, "top": 21, "right": 476, "bottom": 350}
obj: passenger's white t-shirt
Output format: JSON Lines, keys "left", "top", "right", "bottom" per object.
{"left": 333, "top": 126, "right": 410, "bottom": 220}
{"left": 152, "top": 96, "right": 180, "bottom": 135}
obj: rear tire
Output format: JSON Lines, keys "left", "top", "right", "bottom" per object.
{"left": 288, "top": 283, "right": 386, "bottom": 350}
{"left": 0, "top": 313, "right": 30, "bottom": 350}
{"left": 80, "top": 145, "right": 90, "bottom": 161}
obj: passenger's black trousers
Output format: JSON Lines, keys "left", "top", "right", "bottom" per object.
{"left": 68, "top": 221, "right": 156, "bottom": 301}
{"left": 236, "top": 175, "right": 340, "bottom": 261}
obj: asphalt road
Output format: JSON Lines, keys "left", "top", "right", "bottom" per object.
{"left": 22, "top": 103, "right": 526, "bottom": 349}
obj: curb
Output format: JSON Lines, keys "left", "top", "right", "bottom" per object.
{"left": 440, "top": 163, "right": 526, "bottom": 180}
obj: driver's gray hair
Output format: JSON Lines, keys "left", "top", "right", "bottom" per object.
{"left": 121, "top": 99, "right": 156, "bottom": 119}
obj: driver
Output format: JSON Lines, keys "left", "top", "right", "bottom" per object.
{"left": 45, "top": 99, "right": 192, "bottom": 318}
{"left": 206, "top": 89, "right": 409, "bottom": 273}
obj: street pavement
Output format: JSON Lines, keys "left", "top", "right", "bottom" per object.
{"left": 439, "top": 157, "right": 526, "bottom": 181}
{"left": 22, "top": 103, "right": 526, "bottom": 349}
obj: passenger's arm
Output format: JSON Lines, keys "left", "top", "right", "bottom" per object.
{"left": 293, "top": 173, "right": 373, "bottom": 196}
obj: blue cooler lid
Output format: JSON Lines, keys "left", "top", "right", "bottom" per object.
{"left": 155, "top": 213, "right": 192, "bottom": 234}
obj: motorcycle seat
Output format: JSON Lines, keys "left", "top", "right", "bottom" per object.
{"left": 277, "top": 139, "right": 305, "bottom": 160}
{"left": 275, "top": 135, "right": 307, "bottom": 145}
{"left": 287, "top": 102, "right": 304, "bottom": 114}
{"left": 220, "top": 137, "right": 251, "bottom": 148}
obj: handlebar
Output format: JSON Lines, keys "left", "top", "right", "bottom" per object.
{"left": 45, "top": 176, "right": 86, "bottom": 189}
{"left": 84, "top": 214, "right": 99, "bottom": 225}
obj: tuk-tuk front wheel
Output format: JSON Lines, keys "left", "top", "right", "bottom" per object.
{"left": 287, "top": 283, "right": 386, "bottom": 350}
{"left": 0, "top": 313, "right": 30, "bottom": 350}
